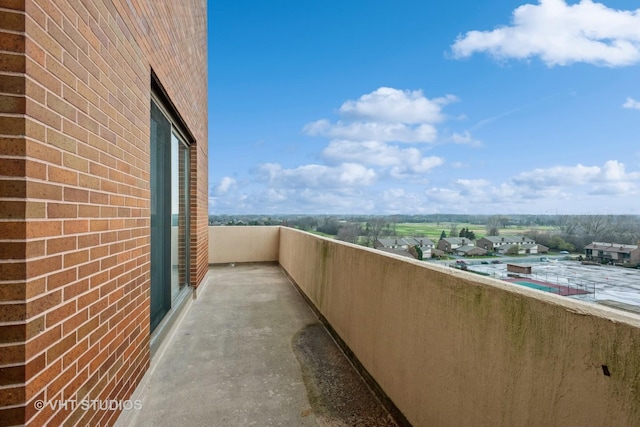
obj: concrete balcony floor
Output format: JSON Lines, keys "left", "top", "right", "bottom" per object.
{"left": 116, "top": 264, "right": 398, "bottom": 426}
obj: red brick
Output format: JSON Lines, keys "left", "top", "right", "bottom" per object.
{"left": 46, "top": 362, "right": 76, "bottom": 401}
{"left": 63, "top": 187, "right": 88, "bottom": 203}
{"left": 0, "top": 115, "right": 25, "bottom": 134}
{"left": 0, "top": 0, "right": 25, "bottom": 13}
{"left": 77, "top": 233, "right": 99, "bottom": 249}
{"left": 26, "top": 139, "right": 62, "bottom": 165}
{"left": 46, "top": 236, "right": 76, "bottom": 255}
{"left": 62, "top": 337, "right": 88, "bottom": 369}
{"left": 0, "top": 31, "right": 25, "bottom": 53}
{"left": 78, "top": 204, "right": 100, "bottom": 217}
{"left": 0, "top": 93, "right": 25, "bottom": 113}
{"left": 77, "top": 288, "right": 99, "bottom": 311}
{"left": 47, "top": 202, "right": 78, "bottom": 219}
{"left": 0, "top": 51, "right": 25, "bottom": 73}
{"left": 46, "top": 127, "right": 76, "bottom": 152}
{"left": 26, "top": 181, "right": 63, "bottom": 200}
{"left": 0, "top": 9, "right": 25, "bottom": 32}
{"left": 63, "top": 152, "right": 89, "bottom": 172}
{"left": 63, "top": 219, "right": 88, "bottom": 234}
{"left": 26, "top": 255, "right": 62, "bottom": 278}
{"left": 46, "top": 91, "right": 76, "bottom": 121}
{"left": 25, "top": 359, "right": 61, "bottom": 400}
{"left": 25, "top": 353, "right": 46, "bottom": 382}
{"left": 23, "top": 221, "right": 61, "bottom": 238}
{"left": 47, "top": 268, "right": 77, "bottom": 291}
{"left": 46, "top": 56, "right": 76, "bottom": 89}
{"left": 45, "top": 301, "right": 76, "bottom": 328}
{"left": 63, "top": 365, "right": 88, "bottom": 398}
{"left": 62, "top": 279, "right": 88, "bottom": 301}
{"left": 25, "top": 323, "right": 60, "bottom": 359}
{"left": 0, "top": 385, "right": 25, "bottom": 406}
{"left": 0, "top": 344, "right": 26, "bottom": 365}
{"left": 63, "top": 249, "right": 88, "bottom": 268}
{"left": 26, "top": 292, "right": 60, "bottom": 318}
{"left": 78, "top": 260, "right": 99, "bottom": 279}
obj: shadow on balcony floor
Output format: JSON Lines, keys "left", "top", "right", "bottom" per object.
{"left": 117, "top": 264, "right": 397, "bottom": 426}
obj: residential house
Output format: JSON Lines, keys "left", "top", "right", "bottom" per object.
{"left": 437, "top": 237, "right": 473, "bottom": 253}
{"left": 495, "top": 243, "right": 541, "bottom": 255}
{"left": 585, "top": 242, "right": 640, "bottom": 265}
{"left": 476, "top": 236, "right": 536, "bottom": 252}
{"left": 375, "top": 238, "right": 409, "bottom": 250}
{"left": 536, "top": 244, "right": 550, "bottom": 254}
{"left": 454, "top": 245, "right": 488, "bottom": 257}
{"left": 375, "top": 237, "right": 435, "bottom": 259}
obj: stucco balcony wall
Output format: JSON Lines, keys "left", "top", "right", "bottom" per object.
{"left": 210, "top": 226, "right": 640, "bottom": 427}
{"left": 209, "top": 225, "right": 280, "bottom": 264}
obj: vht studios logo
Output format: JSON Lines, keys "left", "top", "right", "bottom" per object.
{"left": 34, "top": 399, "right": 143, "bottom": 411}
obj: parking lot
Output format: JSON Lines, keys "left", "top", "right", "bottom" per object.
{"left": 462, "top": 259, "right": 640, "bottom": 311}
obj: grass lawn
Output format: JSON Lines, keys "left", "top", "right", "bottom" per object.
{"left": 393, "top": 223, "right": 559, "bottom": 240}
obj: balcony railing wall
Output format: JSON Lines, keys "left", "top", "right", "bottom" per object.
{"left": 209, "top": 225, "right": 280, "bottom": 264}
{"left": 210, "top": 226, "right": 640, "bottom": 427}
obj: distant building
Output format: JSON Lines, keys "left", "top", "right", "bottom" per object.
{"left": 507, "top": 264, "right": 532, "bottom": 275}
{"left": 437, "top": 237, "right": 473, "bottom": 253}
{"left": 374, "top": 237, "right": 435, "bottom": 259}
{"left": 375, "top": 237, "right": 435, "bottom": 250}
{"left": 455, "top": 246, "right": 488, "bottom": 257}
{"left": 584, "top": 242, "right": 640, "bottom": 265}
{"left": 476, "top": 236, "right": 536, "bottom": 252}
{"left": 495, "top": 243, "right": 543, "bottom": 255}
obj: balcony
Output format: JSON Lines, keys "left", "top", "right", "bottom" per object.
{"left": 119, "top": 226, "right": 640, "bottom": 426}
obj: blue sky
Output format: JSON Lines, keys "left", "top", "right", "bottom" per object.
{"left": 208, "top": 0, "right": 640, "bottom": 215}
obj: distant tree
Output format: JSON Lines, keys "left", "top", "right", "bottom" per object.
{"left": 439, "top": 230, "right": 446, "bottom": 240}
{"left": 486, "top": 216, "right": 501, "bottom": 236}
{"left": 317, "top": 217, "right": 340, "bottom": 235}
{"left": 364, "top": 217, "right": 388, "bottom": 247}
{"left": 449, "top": 223, "right": 458, "bottom": 238}
{"left": 548, "top": 235, "right": 575, "bottom": 252}
{"left": 408, "top": 245, "right": 423, "bottom": 260}
{"left": 499, "top": 216, "right": 511, "bottom": 228}
{"left": 506, "top": 245, "right": 521, "bottom": 255}
{"left": 458, "top": 227, "right": 477, "bottom": 240}
{"left": 336, "top": 223, "right": 361, "bottom": 244}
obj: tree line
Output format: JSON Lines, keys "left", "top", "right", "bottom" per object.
{"left": 208, "top": 214, "right": 640, "bottom": 251}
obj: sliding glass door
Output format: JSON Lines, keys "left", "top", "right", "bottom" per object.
{"left": 150, "top": 100, "right": 190, "bottom": 332}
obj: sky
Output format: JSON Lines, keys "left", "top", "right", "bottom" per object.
{"left": 208, "top": 0, "right": 640, "bottom": 215}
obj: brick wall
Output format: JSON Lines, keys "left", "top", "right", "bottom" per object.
{"left": 0, "top": 0, "right": 207, "bottom": 425}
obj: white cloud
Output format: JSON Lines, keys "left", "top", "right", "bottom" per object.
{"left": 322, "top": 140, "right": 444, "bottom": 176}
{"left": 339, "top": 87, "right": 457, "bottom": 124}
{"left": 451, "top": 0, "right": 640, "bottom": 67}
{"left": 212, "top": 160, "right": 640, "bottom": 214}
{"left": 421, "top": 160, "right": 640, "bottom": 213}
{"left": 454, "top": 178, "right": 491, "bottom": 196}
{"left": 257, "top": 162, "right": 377, "bottom": 189}
{"left": 511, "top": 163, "right": 601, "bottom": 188}
{"left": 451, "top": 131, "right": 482, "bottom": 147}
{"left": 623, "top": 97, "right": 640, "bottom": 109}
{"left": 304, "top": 120, "right": 438, "bottom": 143}
{"left": 213, "top": 176, "right": 237, "bottom": 195}
{"left": 303, "top": 87, "right": 465, "bottom": 144}
{"left": 511, "top": 160, "right": 640, "bottom": 193}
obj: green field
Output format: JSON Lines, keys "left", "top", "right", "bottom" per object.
{"left": 393, "top": 223, "right": 559, "bottom": 240}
